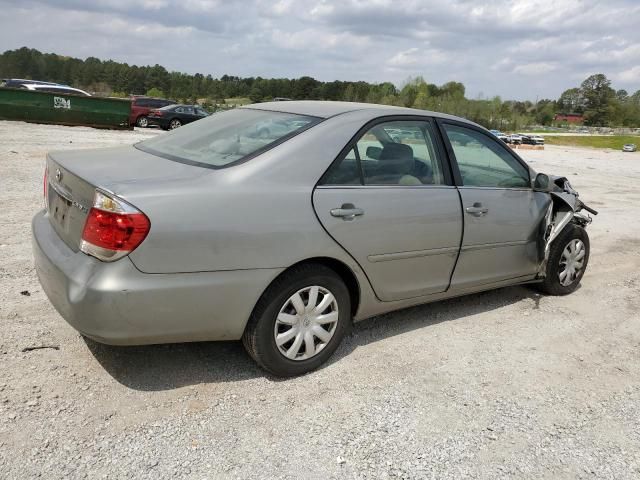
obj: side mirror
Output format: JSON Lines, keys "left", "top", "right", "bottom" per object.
{"left": 366, "top": 146, "right": 382, "bottom": 159}
{"left": 533, "top": 172, "right": 551, "bottom": 191}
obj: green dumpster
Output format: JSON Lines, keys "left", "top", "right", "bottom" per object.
{"left": 0, "top": 87, "right": 132, "bottom": 130}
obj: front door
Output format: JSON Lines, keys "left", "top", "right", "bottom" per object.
{"left": 313, "top": 118, "right": 463, "bottom": 302}
{"left": 439, "top": 122, "right": 550, "bottom": 290}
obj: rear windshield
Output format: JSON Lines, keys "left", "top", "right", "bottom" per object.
{"left": 136, "top": 108, "right": 321, "bottom": 168}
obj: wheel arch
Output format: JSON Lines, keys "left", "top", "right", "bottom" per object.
{"left": 250, "top": 257, "right": 361, "bottom": 323}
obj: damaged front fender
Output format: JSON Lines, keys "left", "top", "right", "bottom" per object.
{"left": 537, "top": 176, "right": 597, "bottom": 277}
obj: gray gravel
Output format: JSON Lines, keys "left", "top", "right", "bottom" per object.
{"left": 1, "top": 120, "right": 639, "bottom": 479}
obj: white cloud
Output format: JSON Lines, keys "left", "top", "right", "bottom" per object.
{"left": 387, "top": 47, "right": 447, "bottom": 69}
{"left": 615, "top": 66, "right": 640, "bottom": 83}
{"left": 513, "top": 62, "right": 558, "bottom": 76}
{"left": 1, "top": 0, "right": 639, "bottom": 98}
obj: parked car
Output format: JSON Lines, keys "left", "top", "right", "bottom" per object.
{"left": 508, "top": 134, "right": 523, "bottom": 145}
{"left": 130, "top": 96, "right": 176, "bottom": 127}
{"left": 622, "top": 143, "right": 637, "bottom": 152}
{"left": 21, "top": 83, "right": 91, "bottom": 96}
{"left": 517, "top": 134, "right": 544, "bottom": 146}
{"left": 530, "top": 135, "right": 545, "bottom": 145}
{"left": 519, "top": 134, "right": 534, "bottom": 145}
{"left": 1, "top": 78, "right": 61, "bottom": 88}
{"left": 489, "top": 130, "right": 509, "bottom": 142}
{"left": 147, "top": 104, "right": 209, "bottom": 130}
{"left": 32, "top": 101, "right": 598, "bottom": 377}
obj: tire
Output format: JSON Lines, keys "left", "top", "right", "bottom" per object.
{"left": 535, "top": 224, "right": 590, "bottom": 295}
{"left": 169, "top": 118, "right": 182, "bottom": 130}
{"left": 136, "top": 115, "right": 148, "bottom": 128}
{"left": 242, "top": 263, "right": 351, "bottom": 377}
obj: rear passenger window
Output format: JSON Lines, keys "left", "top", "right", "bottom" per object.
{"left": 321, "top": 148, "right": 361, "bottom": 185}
{"left": 321, "top": 120, "right": 445, "bottom": 186}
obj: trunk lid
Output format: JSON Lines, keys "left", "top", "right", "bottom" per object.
{"left": 45, "top": 145, "right": 210, "bottom": 251}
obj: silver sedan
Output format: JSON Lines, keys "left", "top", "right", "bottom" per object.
{"left": 32, "top": 101, "right": 597, "bottom": 376}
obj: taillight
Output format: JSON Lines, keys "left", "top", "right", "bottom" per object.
{"left": 80, "top": 190, "right": 150, "bottom": 262}
{"left": 151, "top": 110, "right": 162, "bottom": 117}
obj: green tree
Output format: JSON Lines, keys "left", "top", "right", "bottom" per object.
{"left": 580, "top": 74, "right": 615, "bottom": 126}
{"left": 557, "top": 88, "right": 584, "bottom": 113}
{"left": 146, "top": 87, "right": 165, "bottom": 98}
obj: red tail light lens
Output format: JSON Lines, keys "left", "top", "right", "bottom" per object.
{"left": 80, "top": 190, "right": 150, "bottom": 262}
{"left": 82, "top": 209, "right": 149, "bottom": 250}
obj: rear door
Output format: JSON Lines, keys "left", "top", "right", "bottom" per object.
{"left": 181, "top": 106, "right": 198, "bottom": 124}
{"left": 313, "top": 117, "right": 463, "bottom": 302}
{"left": 438, "top": 121, "right": 550, "bottom": 289}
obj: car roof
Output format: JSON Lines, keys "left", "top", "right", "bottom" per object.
{"left": 27, "top": 84, "right": 84, "bottom": 91}
{"left": 3, "top": 78, "right": 61, "bottom": 86}
{"left": 242, "top": 100, "right": 482, "bottom": 126}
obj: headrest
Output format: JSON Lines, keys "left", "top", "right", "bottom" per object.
{"left": 378, "top": 143, "right": 414, "bottom": 174}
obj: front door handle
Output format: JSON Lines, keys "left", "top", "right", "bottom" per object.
{"left": 330, "top": 203, "right": 364, "bottom": 221}
{"left": 465, "top": 202, "right": 489, "bottom": 217}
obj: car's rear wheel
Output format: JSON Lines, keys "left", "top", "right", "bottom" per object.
{"left": 136, "top": 115, "right": 148, "bottom": 128}
{"left": 169, "top": 118, "right": 182, "bottom": 130}
{"left": 242, "top": 264, "right": 351, "bottom": 377}
{"left": 536, "top": 224, "right": 590, "bottom": 295}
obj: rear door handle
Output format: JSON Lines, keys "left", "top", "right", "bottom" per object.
{"left": 465, "top": 202, "right": 489, "bottom": 217}
{"left": 330, "top": 203, "right": 364, "bottom": 221}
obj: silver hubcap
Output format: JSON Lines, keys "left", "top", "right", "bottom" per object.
{"left": 170, "top": 120, "right": 180, "bottom": 129}
{"left": 138, "top": 117, "right": 148, "bottom": 127}
{"left": 274, "top": 286, "right": 339, "bottom": 361}
{"left": 559, "top": 239, "right": 586, "bottom": 286}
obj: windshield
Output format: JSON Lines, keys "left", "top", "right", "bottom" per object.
{"left": 136, "top": 108, "right": 321, "bottom": 168}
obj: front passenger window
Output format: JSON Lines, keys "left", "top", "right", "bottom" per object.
{"left": 443, "top": 124, "right": 530, "bottom": 188}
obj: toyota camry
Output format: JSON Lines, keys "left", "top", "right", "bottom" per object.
{"left": 32, "top": 101, "right": 597, "bottom": 376}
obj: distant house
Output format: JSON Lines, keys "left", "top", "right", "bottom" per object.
{"left": 554, "top": 113, "right": 584, "bottom": 124}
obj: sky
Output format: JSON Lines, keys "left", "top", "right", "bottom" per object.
{"left": 1, "top": 0, "right": 639, "bottom": 100}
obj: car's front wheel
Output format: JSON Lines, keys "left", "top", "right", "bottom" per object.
{"left": 536, "top": 224, "right": 590, "bottom": 295}
{"left": 243, "top": 264, "right": 351, "bottom": 377}
{"left": 136, "top": 115, "right": 148, "bottom": 128}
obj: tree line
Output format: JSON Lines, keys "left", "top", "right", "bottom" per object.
{"left": 557, "top": 74, "right": 640, "bottom": 127}
{"left": 1, "top": 47, "right": 639, "bottom": 128}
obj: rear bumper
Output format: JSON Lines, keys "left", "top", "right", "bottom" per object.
{"left": 32, "top": 210, "right": 283, "bottom": 345}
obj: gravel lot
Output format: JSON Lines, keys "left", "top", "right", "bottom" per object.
{"left": 1, "top": 120, "right": 639, "bottom": 479}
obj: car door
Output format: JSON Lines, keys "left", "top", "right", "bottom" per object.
{"left": 313, "top": 117, "right": 463, "bottom": 302}
{"left": 178, "top": 106, "right": 195, "bottom": 124}
{"left": 438, "top": 121, "right": 551, "bottom": 290}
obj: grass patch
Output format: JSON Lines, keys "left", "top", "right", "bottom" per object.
{"left": 544, "top": 135, "right": 640, "bottom": 149}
